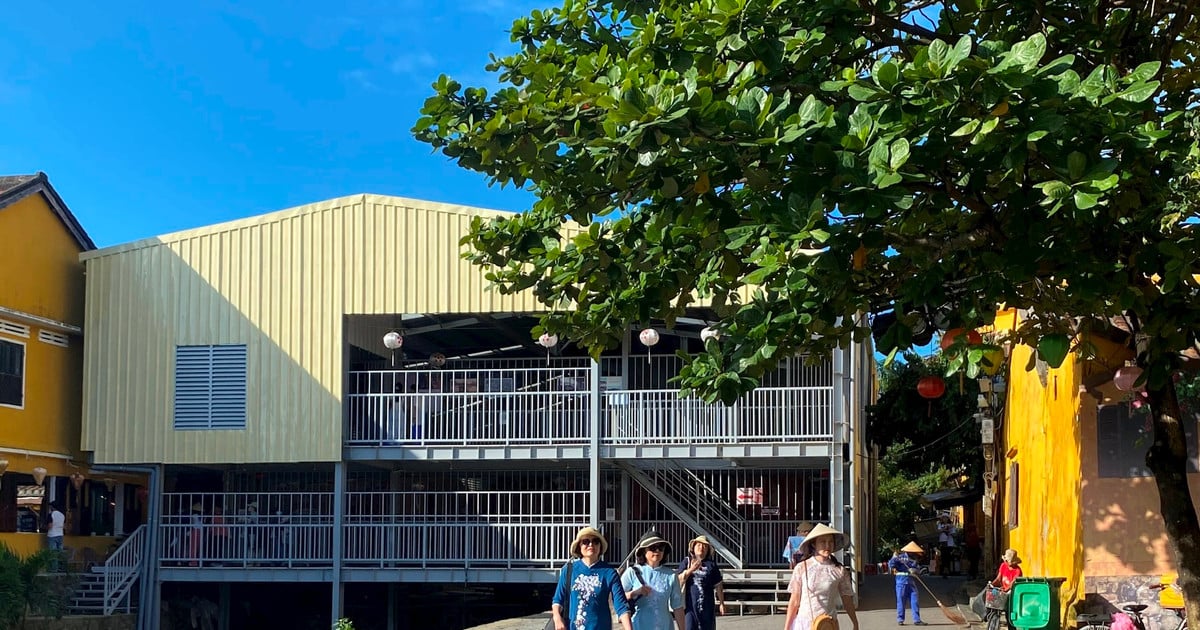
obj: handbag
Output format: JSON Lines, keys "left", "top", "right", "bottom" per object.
{"left": 812, "top": 613, "right": 839, "bottom": 630}
{"left": 544, "top": 561, "right": 575, "bottom": 630}
{"left": 628, "top": 565, "right": 648, "bottom": 612}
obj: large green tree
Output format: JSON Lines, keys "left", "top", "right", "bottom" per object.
{"left": 415, "top": 0, "right": 1200, "bottom": 622}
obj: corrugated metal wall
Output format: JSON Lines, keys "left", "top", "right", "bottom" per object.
{"left": 81, "top": 195, "right": 570, "bottom": 464}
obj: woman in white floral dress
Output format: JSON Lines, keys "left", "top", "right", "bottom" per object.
{"left": 784, "top": 524, "right": 859, "bottom": 630}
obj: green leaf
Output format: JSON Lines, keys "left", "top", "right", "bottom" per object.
{"left": 889, "top": 138, "right": 911, "bottom": 169}
{"left": 1127, "top": 61, "right": 1162, "bottom": 83}
{"left": 848, "top": 83, "right": 879, "bottom": 102}
{"left": 1010, "top": 33, "right": 1047, "bottom": 69}
{"left": 1068, "top": 152, "right": 1087, "bottom": 180}
{"left": 1037, "top": 180, "right": 1072, "bottom": 199}
{"left": 950, "top": 120, "right": 980, "bottom": 137}
{"left": 1074, "top": 190, "right": 1100, "bottom": 209}
{"left": 874, "top": 61, "right": 900, "bottom": 90}
{"left": 1119, "top": 81, "right": 1160, "bottom": 102}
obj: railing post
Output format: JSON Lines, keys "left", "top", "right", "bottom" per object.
{"left": 590, "top": 359, "right": 601, "bottom": 527}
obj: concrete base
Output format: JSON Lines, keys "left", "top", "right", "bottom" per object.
{"left": 21, "top": 614, "right": 136, "bottom": 630}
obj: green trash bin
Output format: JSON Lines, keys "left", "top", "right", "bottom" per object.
{"left": 1009, "top": 577, "right": 1067, "bottom": 630}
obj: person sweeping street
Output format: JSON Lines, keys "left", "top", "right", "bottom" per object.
{"left": 888, "top": 542, "right": 927, "bottom": 626}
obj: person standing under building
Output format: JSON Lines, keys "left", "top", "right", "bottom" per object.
{"left": 889, "top": 542, "right": 927, "bottom": 626}
{"left": 783, "top": 524, "right": 859, "bottom": 630}
{"left": 45, "top": 502, "right": 65, "bottom": 572}
{"left": 937, "top": 516, "right": 957, "bottom": 577}
{"left": 782, "top": 522, "right": 814, "bottom": 569}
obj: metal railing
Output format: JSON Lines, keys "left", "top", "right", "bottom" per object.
{"left": 603, "top": 387, "right": 833, "bottom": 444}
{"left": 346, "top": 367, "right": 592, "bottom": 446}
{"left": 103, "top": 524, "right": 145, "bottom": 615}
{"left": 160, "top": 493, "right": 335, "bottom": 567}
{"left": 657, "top": 463, "right": 746, "bottom": 557}
{"left": 342, "top": 489, "right": 589, "bottom": 568}
{"left": 602, "top": 519, "right": 827, "bottom": 568}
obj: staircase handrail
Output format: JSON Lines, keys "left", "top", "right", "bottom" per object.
{"left": 103, "top": 524, "right": 146, "bottom": 616}
{"left": 648, "top": 465, "right": 745, "bottom": 558}
{"left": 618, "top": 463, "right": 744, "bottom": 569}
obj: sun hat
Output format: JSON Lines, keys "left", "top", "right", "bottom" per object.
{"left": 191, "top": 502, "right": 203, "bottom": 512}
{"left": 901, "top": 541, "right": 924, "bottom": 554}
{"left": 569, "top": 526, "right": 609, "bottom": 557}
{"left": 635, "top": 532, "right": 673, "bottom": 558}
{"left": 797, "top": 523, "right": 847, "bottom": 556}
{"left": 688, "top": 534, "right": 714, "bottom": 548}
{"left": 1003, "top": 548, "right": 1022, "bottom": 565}
{"left": 796, "top": 521, "right": 815, "bottom": 534}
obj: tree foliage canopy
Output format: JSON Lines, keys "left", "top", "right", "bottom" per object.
{"left": 416, "top": 0, "right": 1200, "bottom": 404}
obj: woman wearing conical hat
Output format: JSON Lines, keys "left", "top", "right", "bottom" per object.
{"left": 621, "top": 532, "right": 685, "bottom": 630}
{"left": 783, "top": 524, "right": 859, "bottom": 630}
{"left": 888, "top": 542, "right": 927, "bottom": 626}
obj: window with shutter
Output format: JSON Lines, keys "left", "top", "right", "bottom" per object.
{"left": 1096, "top": 402, "right": 1198, "bottom": 478}
{"left": 0, "top": 338, "right": 24, "bottom": 408}
{"left": 174, "top": 344, "right": 247, "bottom": 430}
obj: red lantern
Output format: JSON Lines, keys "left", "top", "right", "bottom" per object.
{"left": 917, "top": 376, "right": 947, "bottom": 399}
{"left": 940, "top": 328, "right": 983, "bottom": 350}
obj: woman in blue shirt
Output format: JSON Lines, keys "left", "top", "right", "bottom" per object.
{"left": 552, "top": 527, "right": 633, "bottom": 630}
{"left": 677, "top": 535, "right": 725, "bottom": 630}
{"left": 621, "top": 532, "right": 685, "bottom": 630}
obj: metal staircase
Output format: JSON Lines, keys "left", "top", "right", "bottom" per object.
{"left": 618, "top": 460, "right": 745, "bottom": 568}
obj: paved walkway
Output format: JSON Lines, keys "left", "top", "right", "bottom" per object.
{"left": 470, "top": 575, "right": 987, "bottom": 630}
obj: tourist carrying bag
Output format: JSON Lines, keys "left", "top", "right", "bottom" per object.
{"left": 812, "top": 613, "right": 839, "bottom": 630}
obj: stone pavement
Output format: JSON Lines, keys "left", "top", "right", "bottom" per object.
{"left": 470, "top": 574, "right": 987, "bottom": 630}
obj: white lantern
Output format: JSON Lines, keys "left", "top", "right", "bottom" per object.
{"left": 429, "top": 352, "right": 446, "bottom": 368}
{"left": 1114, "top": 365, "right": 1144, "bottom": 391}
{"left": 538, "top": 333, "right": 558, "bottom": 348}
{"left": 383, "top": 332, "right": 404, "bottom": 350}
{"left": 700, "top": 327, "right": 720, "bottom": 342}
{"left": 639, "top": 328, "right": 659, "bottom": 363}
{"left": 31, "top": 467, "right": 47, "bottom": 486}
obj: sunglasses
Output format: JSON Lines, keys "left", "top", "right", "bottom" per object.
{"left": 647, "top": 544, "right": 668, "bottom": 553}
{"left": 579, "top": 538, "right": 601, "bottom": 547}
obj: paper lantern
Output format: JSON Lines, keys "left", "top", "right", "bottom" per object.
{"left": 701, "top": 327, "right": 720, "bottom": 342}
{"left": 70, "top": 472, "right": 85, "bottom": 491}
{"left": 429, "top": 352, "right": 446, "bottom": 368}
{"left": 917, "top": 376, "right": 946, "bottom": 399}
{"left": 940, "top": 328, "right": 982, "bottom": 350}
{"left": 1114, "top": 366, "right": 1144, "bottom": 391}
{"left": 382, "top": 332, "right": 404, "bottom": 350}
{"left": 639, "top": 329, "right": 660, "bottom": 347}
{"left": 31, "top": 467, "right": 47, "bottom": 486}
{"left": 538, "top": 333, "right": 558, "bottom": 348}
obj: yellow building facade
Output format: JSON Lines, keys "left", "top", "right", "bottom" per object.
{"left": 995, "top": 310, "right": 1191, "bottom": 630}
{"left": 0, "top": 173, "right": 139, "bottom": 558}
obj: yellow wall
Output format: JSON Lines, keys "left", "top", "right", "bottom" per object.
{"left": 0, "top": 192, "right": 86, "bottom": 474}
{"left": 1079, "top": 383, "right": 1200, "bottom": 577}
{"left": 1002, "top": 320, "right": 1084, "bottom": 627}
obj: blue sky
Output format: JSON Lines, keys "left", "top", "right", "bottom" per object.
{"left": 0, "top": 1, "right": 547, "bottom": 248}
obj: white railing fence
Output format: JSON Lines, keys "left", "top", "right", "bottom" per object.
{"left": 160, "top": 493, "right": 334, "bottom": 567}
{"left": 346, "top": 367, "right": 592, "bottom": 445}
{"left": 342, "top": 490, "right": 589, "bottom": 568}
{"left": 603, "top": 387, "right": 833, "bottom": 444}
{"left": 102, "top": 524, "right": 145, "bottom": 615}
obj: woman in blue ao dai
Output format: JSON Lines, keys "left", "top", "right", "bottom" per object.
{"left": 621, "top": 533, "right": 685, "bottom": 630}
{"left": 552, "top": 527, "right": 633, "bottom": 630}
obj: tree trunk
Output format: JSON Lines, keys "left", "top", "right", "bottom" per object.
{"left": 1145, "top": 380, "right": 1200, "bottom": 630}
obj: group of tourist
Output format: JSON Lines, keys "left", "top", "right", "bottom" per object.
{"left": 550, "top": 522, "right": 857, "bottom": 630}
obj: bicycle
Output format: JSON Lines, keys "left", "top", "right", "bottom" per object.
{"left": 1076, "top": 584, "right": 1186, "bottom": 630}
{"left": 984, "top": 586, "right": 1008, "bottom": 630}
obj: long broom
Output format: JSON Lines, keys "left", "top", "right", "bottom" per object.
{"left": 910, "top": 573, "right": 970, "bottom": 626}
